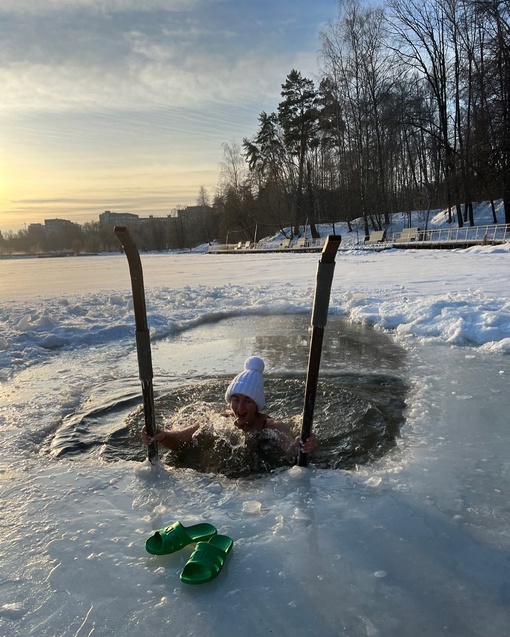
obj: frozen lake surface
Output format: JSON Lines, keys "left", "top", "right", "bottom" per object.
{"left": 0, "top": 249, "right": 509, "bottom": 636}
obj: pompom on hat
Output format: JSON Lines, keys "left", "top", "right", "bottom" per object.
{"left": 225, "top": 356, "right": 266, "bottom": 410}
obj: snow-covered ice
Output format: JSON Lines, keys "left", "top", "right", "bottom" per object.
{"left": 0, "top": 230, "right": 509, "bottom": 636}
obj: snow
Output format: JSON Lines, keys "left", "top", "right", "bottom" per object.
{"left": 0, "top": 207, "right": 510, "bottom": 636}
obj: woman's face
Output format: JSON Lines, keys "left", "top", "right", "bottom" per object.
{"left": 229, "top": 393, "right": 258, "bottom": 429}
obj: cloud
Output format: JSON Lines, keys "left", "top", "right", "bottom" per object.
{"left": 0, "top": 0, "right": 214, "bottom": 13}
{"left": 0, "top": 55, "right": 293, "bottom": 114}
{"left": 0, "top": 0, "right": 330, "bottom": 232}
{"left": 0, "top": 1, "right": 320, "bottom": 114}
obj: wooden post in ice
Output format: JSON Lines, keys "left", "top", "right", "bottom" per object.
{"left": 298, "top": 235, "right": 341, "bottom": 467}
{"left": 114, "top": 226, "right": 158, "bottom": 464}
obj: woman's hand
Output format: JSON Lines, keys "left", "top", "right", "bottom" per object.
{"left": 297, "top": 433, "right": 316, "bottom": 454}
{"left": 141, "top": 426, "right": 167, "bottom": 446}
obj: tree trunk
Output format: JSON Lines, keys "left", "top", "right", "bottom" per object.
{"left": 490, "top": 199, "right": 498, "bottom": 224}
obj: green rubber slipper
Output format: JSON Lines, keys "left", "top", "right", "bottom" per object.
{"left": 145, "top": 521, "right": 217, "bottom": 555}
{"left": 180, "top": 534, "right": 234, "bottom": 585}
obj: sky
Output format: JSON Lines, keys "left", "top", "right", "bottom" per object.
{"left": 0, "top": 0, "right": 337, "bottom": 233}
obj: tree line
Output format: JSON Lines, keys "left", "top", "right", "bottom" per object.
{"left": 0, "top": 209, "right": 217, "bottom": 256}
{"left": 0, "top": 219, "right": 161, "bottom": 255}
{"left": 2, "top": 0, "right": 509, "bottom": 254}
{"left": 216, "top": 0, "right": 510, "bottom": 241}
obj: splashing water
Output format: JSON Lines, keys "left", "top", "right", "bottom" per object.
{"left": 48, "top": 375, "right": 407, "bottom": 477}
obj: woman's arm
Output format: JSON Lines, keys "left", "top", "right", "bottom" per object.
{"left": 141, "top": 423, "right": 200, "bottom": 451}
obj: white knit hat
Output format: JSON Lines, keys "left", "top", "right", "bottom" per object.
{"left": 225, "top": 356, "right": 266, "bottom": 410}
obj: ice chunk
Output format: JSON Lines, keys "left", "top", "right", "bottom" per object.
{"left": 242, "top": 500, "right": 262, "bottom": 515}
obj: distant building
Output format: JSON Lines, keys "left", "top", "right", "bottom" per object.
{"left": 99, "top": 211, "right": 140, "bottom": 226}
{"left": 174, "top": 205, "right": 215, "bottom": 222}
{"left": 168, "top": 204, "right": 219, "bottom": 247}
{"left": 96, "top": 206, "right": 218, "bottom": 249}
{"left": 28, "top": 223, "right": 45, "bottom": 235}
{"left": 44, "top": 218, "right": 79, "bottom": 235}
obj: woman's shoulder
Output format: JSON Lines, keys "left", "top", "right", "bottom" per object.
{"left": 262, "top": 416, "right": 287, "bottom": 432}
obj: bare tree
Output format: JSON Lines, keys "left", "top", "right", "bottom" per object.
{"left": 387, "top": 0, "right": 465, "bottom": 225}
{"left": 320, "top": 0, "right": 404, "bottom": 235}
{"left": 196, "top": 186, "right": 217, "bottom": 244}
{"left": 474, "top": 0, "right": 510, "bottom": 223}
{"left": 217, "top": 142, "right": 256, "bottom": 242}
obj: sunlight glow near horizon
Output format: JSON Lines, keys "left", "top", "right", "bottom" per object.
{"left": 0, "top": 0, "right": 334, "bottom": 233}
{"left": 1, "top": 138, "right": 222, "bottom": 230}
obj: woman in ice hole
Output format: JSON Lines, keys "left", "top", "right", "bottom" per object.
{"left": 141, "top": 356, "right": 316, "bottom": 461}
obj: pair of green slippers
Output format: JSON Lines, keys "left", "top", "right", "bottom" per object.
{"left": 145, "top": 521, "right": 233, "bottom": 585}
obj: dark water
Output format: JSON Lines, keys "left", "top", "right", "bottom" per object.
{"left": 46, "top": 314, "right": 409, "bottom": 476}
